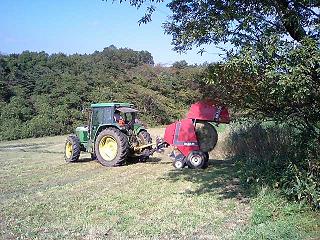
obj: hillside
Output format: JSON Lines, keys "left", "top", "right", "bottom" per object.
{"left": 0, "top": 46, "right": 207, "bottom": 140}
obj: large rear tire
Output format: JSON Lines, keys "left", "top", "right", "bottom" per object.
{"left": 195, "top": 121, "right": 218, "bottom": 152}
{"left": 65, "top": 135, "right": 81, "bottom": 162}
{"left": 95, "top": 128, "right": 129, "bottom": 167}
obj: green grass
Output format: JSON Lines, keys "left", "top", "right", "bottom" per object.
{"left": 235, "top": 188, "right": 320, "bottom": 240}
{"left": 0, "top": 128, "right": 318, "bottom": 239}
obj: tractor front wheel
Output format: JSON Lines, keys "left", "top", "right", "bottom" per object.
{"left": 65, "top": 135, "right": 81, "bottom": 162}
{"left": 95, "top": 128, "right": 129, "bottom": 167}
{"left": 91, "top": 153, "right": 97, "bottom": 160}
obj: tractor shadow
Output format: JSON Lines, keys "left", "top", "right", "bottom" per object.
{"left": 163, "top": 158, "right": 250, "bottom": 202}
{"left": 75, "top": 156, "right": 165, "bottom": 166}
{"left": 145, "top": 157, "right": 172, "bottom": 165}
{"left": 77, "top": 157, "right": 93, "bottom": 163}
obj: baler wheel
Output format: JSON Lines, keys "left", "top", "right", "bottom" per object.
{"left": 173, "top": 159, "right": 185, "bottom": 169}
{"left": 64, "top": 135, "right": 81, "bottom": 162}
{"left": 95, "top": 128, "right": 129, "bottom": 167}
{"left": 186, "top": 151, "right": 206, "bottom": 169}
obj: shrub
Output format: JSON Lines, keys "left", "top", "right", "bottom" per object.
{"left": 227, "top": 123, "right": 320, "bottom": 209}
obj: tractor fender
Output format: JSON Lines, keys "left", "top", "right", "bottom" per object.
{"left": 133, "top": 125, "right": 146, "bottom": 135}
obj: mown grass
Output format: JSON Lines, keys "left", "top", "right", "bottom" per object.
{"left": 0, "top": 128, "right": 248, "bottom": 239}
{"left": 0, "top": 127, "right": 318, "bottom": 239}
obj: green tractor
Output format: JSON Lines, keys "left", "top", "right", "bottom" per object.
{"left": 64, "top": 102, "right": 152, "bottom": 167}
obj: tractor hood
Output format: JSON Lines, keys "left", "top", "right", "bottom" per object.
{"left": 116, "top": 107, "right": 139, "bottom": 113}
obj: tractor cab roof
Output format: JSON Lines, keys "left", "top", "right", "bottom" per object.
{"left": 91, "top": 102, "right": 133, "bottom": 108}
{"left": 116, "top": 107, "right": 139, "bottom": 113}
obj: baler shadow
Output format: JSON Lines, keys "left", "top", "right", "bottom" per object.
{"left": 163, "top": 158, "right": 249, "bottom": 201}
{"left": 145, "top": 157, "right": 166, "bottom": 164}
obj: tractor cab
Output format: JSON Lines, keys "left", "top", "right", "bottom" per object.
{"left": 113, "top": 106, "right": 139, "bottom": 127}
{"left": 89, "top": 102, "right": 138, "bottom": 132}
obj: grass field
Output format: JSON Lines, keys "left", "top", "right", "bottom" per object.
{"left": 0, "top": 127, "right": 319, "bottom": 239}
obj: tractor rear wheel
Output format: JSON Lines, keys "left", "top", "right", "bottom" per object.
{"left": 95, "top": 128, "right": 129, "bottom": 167}
{"left": 137, "top": 130, "right": 152, "bottom": 161}
{"left": 186, "top": 151, "right": 206, "bottom": 169}
{"left": 65, "top": 135, "right": 81, "bottom": 162}
{"left": 195, "top": 121, "right": 218, "bottom": 152}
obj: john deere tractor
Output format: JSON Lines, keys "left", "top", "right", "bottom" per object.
{"left": 64, "top": 103, "right": 152, "bottom": 167}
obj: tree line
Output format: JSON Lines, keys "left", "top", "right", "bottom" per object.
{"left": 0, "top": 46, "right": 208, "bottom": 140}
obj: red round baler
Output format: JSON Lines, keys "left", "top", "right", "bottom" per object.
{"left": 162, "top": 101, "right": 230, "bottom": 169}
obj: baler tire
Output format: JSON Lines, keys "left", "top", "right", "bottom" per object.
{"left": 65, "top": 135, "right": 81, "bottom": 162}
{"left": 137, "top": 130, "right": 152, "bottom": 161}
{"left": 95, "top": 128, "right": 129, "bottom": 167}
{"left": 186, "top": 151, "right": 206, "bottom": 169}
{"left": 173, "top": 159, "right": 185, "bottom": 169}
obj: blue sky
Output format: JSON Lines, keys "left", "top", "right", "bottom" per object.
{"left": 0, "top": 0, "right": 225, "bottom": 65}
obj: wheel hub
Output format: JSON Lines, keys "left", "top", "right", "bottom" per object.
{"left": 175, "top": 161, "right": 183, "bottom": 169}
{"left": 65, "top": 142, "right": 72, "bottom": 158}
{"left": 190, "top": 154, "right": 202, "bottom": 167}
{"left": 99, "top": 136, "right": 118, "bottom": 161}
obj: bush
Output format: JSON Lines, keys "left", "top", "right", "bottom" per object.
{"left": 227, "top": 123, "right": 320, "bottom": 209}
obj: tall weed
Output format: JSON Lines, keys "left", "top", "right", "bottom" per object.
{"left": 227, "top": 123, "right": 319, "bottom": 209}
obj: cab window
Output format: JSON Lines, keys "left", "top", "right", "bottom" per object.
{"left": 92, "top": 107, "right": 112, "bottom": 125}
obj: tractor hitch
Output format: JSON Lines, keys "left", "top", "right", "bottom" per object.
{"left": 137, "top": 137, "right": 169, "bottom": 158}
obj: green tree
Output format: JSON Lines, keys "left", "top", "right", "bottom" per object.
{"left": 126, "top": 1, "right": 319, "bottom": 48}
{"left": 0, "top": 46, "right": 203, "bottom": 140}
{"left": 172, "top": 60, "right": 188, "bottom": 69}
{"left": 124, "top": 0, "right": 319, "bottom": 128}
{"left": 122, "top": 0, "right": 320, "bottom": 207}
